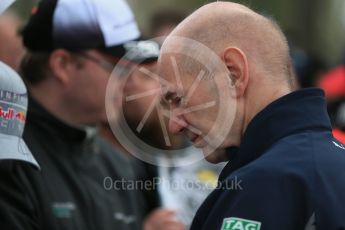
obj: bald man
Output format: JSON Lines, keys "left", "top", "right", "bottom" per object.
{"left": 158, "top": 2, "right": 345, "bottom": 230}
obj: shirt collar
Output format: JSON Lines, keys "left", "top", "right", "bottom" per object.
{"left": 27, "top": 96, "right": 88, "bottom": 142}
{"left": 219, "top": 88, "right": 332, "bottom": 181}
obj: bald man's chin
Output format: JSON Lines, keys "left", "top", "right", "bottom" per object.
{"left": 203, "top": 147, "right": 229, "bottom": 164}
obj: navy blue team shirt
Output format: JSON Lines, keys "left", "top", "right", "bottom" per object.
{"left": 191, "top": 88, "right": 345, "bottom": 230}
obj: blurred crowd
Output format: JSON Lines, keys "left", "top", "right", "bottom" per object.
{"left": 0, "top": 0, "right": 344, "bottom": 230}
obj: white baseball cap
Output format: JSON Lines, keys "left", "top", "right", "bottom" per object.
{"left": 0, "top": 61, "right": 39, "bottom": 168}
{"left": 22, "top": 0, "right": 159, "bottom": 63}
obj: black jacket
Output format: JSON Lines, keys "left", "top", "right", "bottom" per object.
{"left": 0, "top": 98, "right": 146, "bottom": 230}
{"left": 191, "top": 88, "right": 345, "bottom": 230}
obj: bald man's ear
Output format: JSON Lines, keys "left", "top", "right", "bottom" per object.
{"left": 222, "top": 47, "right": 249, "bottom": 97}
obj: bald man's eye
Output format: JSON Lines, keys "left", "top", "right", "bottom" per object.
{"left": 171, "top": 97, "right": 180, "bottom": 105}
{"left": 162, "top": 91, "right": 185, "bottom": 109}
{"left": 170, "top": 95, "right": 185, "bottom": 107}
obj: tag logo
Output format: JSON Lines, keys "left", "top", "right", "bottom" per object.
{"left": 221, "top": 217, "right": 261, "bottom": 230}
{"left": 52, "top": 202, "right": 76, "bottom": 219}
{"left": 114, "top": 212, "right": 136, "bottom": 224}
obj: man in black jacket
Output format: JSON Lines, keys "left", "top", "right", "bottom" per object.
{"left": 0, "top": 0, "right": 171, "bottom": 229}
{"left": 158, "top": 2, "right": 345, "bottom": 229}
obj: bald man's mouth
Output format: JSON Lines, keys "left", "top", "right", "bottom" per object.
{"left": 188, "top": 134, "right": 204, "bottom": 148}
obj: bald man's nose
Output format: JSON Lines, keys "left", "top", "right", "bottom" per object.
{"left": 169, "top": 109, "right": 188, "bottom": 134}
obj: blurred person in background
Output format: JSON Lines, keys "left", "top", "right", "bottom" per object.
{"left": 0, "top": 10, "right": 25, "bottom": 71}
{"left": 0, "top": 61, "right": 40, "bottom": 229}
{"left": 0, "top": 0, "right": 175, "bottom": 229}
{"left": 101, "top": 41, "right": 186, "bottom": 230}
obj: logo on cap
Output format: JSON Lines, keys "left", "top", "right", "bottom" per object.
{"left": 221, "top": 217, "right": 261, "bottom": 230}
{"left": 0, "top": 106, "right": 26, "bottom": 122}
{"left": 0, "top": 90, "right": 28, "bottom": 137}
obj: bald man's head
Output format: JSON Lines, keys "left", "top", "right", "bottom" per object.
{"left": 163, "top": 1, "right": 296, "bottom": 88}
{"left": 158, "top": 2, "right": 297, "bottom": 162}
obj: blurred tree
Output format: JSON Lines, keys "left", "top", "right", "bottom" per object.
{"left": 128, "top": 0, "right": 345, "bottom": 66}
{"left": 9, "top": 0, "right": 38, "bottom": 20}
{"left": 6, "top": 0, "right": 345, "bottom": 67}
